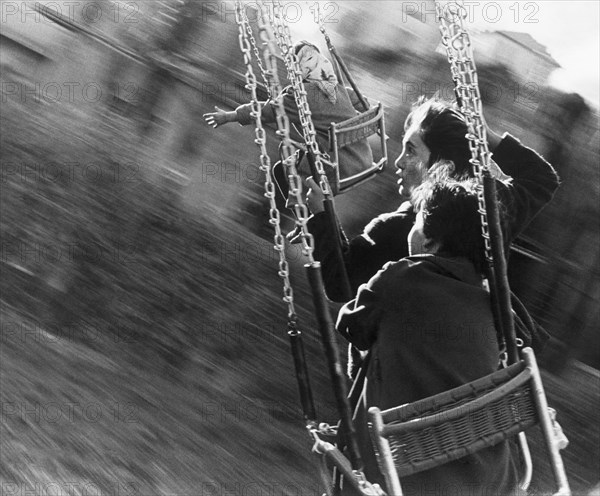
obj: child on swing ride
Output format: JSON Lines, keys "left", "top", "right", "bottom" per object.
{"left": 336, "top": 177, "right": 524, "bottom": 494}
{"left": 203, "top": 40, "right": 373, "bottom": 193}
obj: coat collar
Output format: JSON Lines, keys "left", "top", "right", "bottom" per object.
{"left": 405, "top": 254, "right": 484, "bottom": 287}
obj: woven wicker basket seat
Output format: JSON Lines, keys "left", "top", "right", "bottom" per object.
{"left": 379, "top": 361, "right": 536, "bottom": 477}
{"left": 368, "top": 348, "right": 571, "bottom": 496}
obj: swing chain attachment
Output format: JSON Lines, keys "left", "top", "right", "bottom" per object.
{"left": 235, "top": 1, "right": 299, "bottom": 315}
{"left": 269, "top": 0, "right": 334, "bottom": 199}
{"left": 437, "top": 0, "right": 520, "bottom": 365}
{"left": 239, "top": 4, "right": 272, "bottom": 99}
{"left": 254, "top": 2, "right": 317, "bottom": 260}
{"left": 311, "top": 3, "right": 332, "bottom": 45}
{"left": 309, "top": 426, "right": 386, "bottom": 496}
{"left": 436, "top": 0, "right": 492, "bottom": 262}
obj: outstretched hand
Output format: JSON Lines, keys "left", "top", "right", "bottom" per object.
{"left": 203, "top": 106, "right": 230, "bottom": 128}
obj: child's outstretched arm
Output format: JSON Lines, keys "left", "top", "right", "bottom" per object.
{"left": 204, "top": 100, "right": 278, "bottom": 128}
{"left": 203, "top": 106, "right": 238, "bottom": 128}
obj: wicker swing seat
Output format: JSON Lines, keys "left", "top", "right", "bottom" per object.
{"left": 369, "top": 348, "right": 571, "bottom": 496}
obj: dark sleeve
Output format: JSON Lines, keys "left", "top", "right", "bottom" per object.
{"left": 309, "top": 204, "right": 415, "bottom": 302}
{"left": 308, "top": 212, "right": 351, "bottom": 302}
{"left": 335, "top": 269, "right": 388, "bottom": 350}
{"left": 235, "top": 102, "right": 255, "bottom": 125}
{"left": 235, "top": 101, "right": 277, "bottom": 126}
{"left": 492, "top": 134, "right": 560, "bottom": 243}
{"left": 235, "top": 87, "right": 300, "bottom": 126}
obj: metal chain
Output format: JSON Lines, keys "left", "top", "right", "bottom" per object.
{"left": 436, "top": 0, "right": 493, "bottom": 261}
{"left": 269, "top": 0, "right": 334, "bottom": 199}
{"left": 254, "top": 2, "right": 317, "bottom": 262}
{"left": 240, "top": 5, "right": 272, "bottom": 99}
{"left": 235, "top": 1, "right": 298, "bottom": 317}
{"left": 242, "top": 5, "right": 384, "bottom": 490}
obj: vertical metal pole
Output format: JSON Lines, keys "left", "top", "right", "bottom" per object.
{"left": 523, "top": 349, "right": 572, "bottom": 495}
{"left": 483, "top": 174, "right": 519, "bottom": 364}
{"left": 323, "top": 198, "right": 353, "bottom": 299}
{"left": 306, "top": 262, "right": 363, "bottom": 471}
{"left": 369, "top": 407, "right": 403, "bottom": 495}
{"left": 306, "top": 151, "right": 353, "bottom": 301}
{"left": 287, "top": 321, "right": 317, "bottom": 422}
{"left": 324, "top": 38, "right": 369, "bottom": 112}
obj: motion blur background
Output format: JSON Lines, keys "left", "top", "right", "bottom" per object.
{"left": 1, "top": 1, "right": 598, "bottom": 494}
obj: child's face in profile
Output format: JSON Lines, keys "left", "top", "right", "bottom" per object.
{"left": 408, "top": 209, "right": 438, "bottom": 256}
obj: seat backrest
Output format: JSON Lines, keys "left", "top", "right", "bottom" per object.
{"left": 329, "top": 102, "right": 384, "bottom": 150}
{"left": 328, "top": 102, "right": 388, "bottom": 193}
{"left": 368, "top": 348, "right": 571, "bottom": 496}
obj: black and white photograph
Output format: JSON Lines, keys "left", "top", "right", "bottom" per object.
{"left": 1, "top": 1, "right": 598, "bottom": 495}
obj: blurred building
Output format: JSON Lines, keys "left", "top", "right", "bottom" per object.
{"left": 476, "top": 31, "right": 561, "bottom": 86}
{"left": 336, "top": 1, "right": 440, "bottom": 64}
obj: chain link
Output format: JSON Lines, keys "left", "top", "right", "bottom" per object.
{"left": 240, "top": 5, "right": 272, "bottom": 99}
{"left": 253, "top": 1, "right": 317, "bottom": 261}
{"left": 269, "top": 0, "right": 334, "bottom": 199}
{"left": 436, "top": 0, "right": 493, "bottom": 261}
{"left": 235, "top": 1, "right": 298, "bottom": 317}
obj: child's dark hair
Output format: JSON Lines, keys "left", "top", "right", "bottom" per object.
{"left": 405, "top": 96, "right": 473, "bottom": 179}
{"left": 412, "top": 178, "right": 486, "bottom": 273}
{"left": 293, "top": 40, "right": 320, "bottom": 55}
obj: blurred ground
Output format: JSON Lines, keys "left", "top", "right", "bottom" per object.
{"left": 1, "top": 1, "right": 599, "bottom": 495}
{"left": 0, "top": 94, "right": 336, "bottom": 493}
